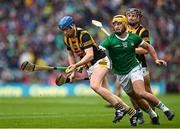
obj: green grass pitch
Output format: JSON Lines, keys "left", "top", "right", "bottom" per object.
{"left": 0, "top": 94, "right": 179, "bottom": 128}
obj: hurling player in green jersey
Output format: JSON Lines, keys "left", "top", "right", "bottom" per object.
{"left": 112, "top": 8, "right": 155, "bottom": 124}
{"left": 100, "top": 15, "right": 174, "bottom": 124}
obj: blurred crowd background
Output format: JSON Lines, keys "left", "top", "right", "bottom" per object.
{"left": 0, "top": 0, "right": 179, "bottom": 93}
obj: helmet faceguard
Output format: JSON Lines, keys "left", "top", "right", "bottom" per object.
{"left": 126, "top": 8, "right": 142, "bottom": 18}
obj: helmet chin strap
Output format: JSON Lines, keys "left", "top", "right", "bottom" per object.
{"left": 70, "top": 24, "right": 76, "bottom": 37}
{"left": 67, "top": 24, "right": 76, "bottom": 38}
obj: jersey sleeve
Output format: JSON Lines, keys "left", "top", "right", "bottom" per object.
{"left": 81, "top": 33, "right": 94, "bottom": 49}
{"left": 99, "top": 37, "right": 110, "bottom": 50}
{"left": 134, "top": 34, "right": 144, "bottom": 48}
{"left": 140, "top": 29, "right": 150, "bottom": 44}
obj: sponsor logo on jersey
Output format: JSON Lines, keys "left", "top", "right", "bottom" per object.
{"left": 113, "top": 44, "right": 123, "bottom": 48}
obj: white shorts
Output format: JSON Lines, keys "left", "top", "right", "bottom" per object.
{"left": 116, "top": 65, "right": 144, "bottom": 93}
{"left": 86, "top": 56, "right": 110, "bottom": 76}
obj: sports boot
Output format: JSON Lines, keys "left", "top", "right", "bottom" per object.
{"left": 137, "top": 110, "right": 144, "bottom": 124}
{"left": 164, "top": 110, "right": 175, "bottom": 120}
{"left": 112, "top": 107, "right": 127, "bottom": 123}
{"left": 130, "top": 111, "right": 138, "bottom": 126}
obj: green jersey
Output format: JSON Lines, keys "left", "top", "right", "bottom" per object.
{"left": 100, "top": 32, "right": 144, "bottom": 75}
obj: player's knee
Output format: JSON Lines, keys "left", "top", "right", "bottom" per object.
{"left": 146, "top": 88, "right": 152, "bottom": 94}
{"left": 115, "top": 81, "right": 121, "bottom": 87}
{"left": 145, "top": 86, "right": 153, "bottom": 94}
{"left": 90, "top": 81, "right": 100, "bottom": 91}
{"left": 136, "top": 91, "right": 147, "bottom": 98}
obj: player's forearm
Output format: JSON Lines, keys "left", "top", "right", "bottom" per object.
{"left": 75, "top": 54, "right": 93, "bottom": 68}
{"left": 68, "top": 52, "right": 75, "bottom": 65}
{"left": 146, "top": 44, "right": 159, "bottom": 61}
{"left": 135, "top": 47, "right": 148, "bottom": 55}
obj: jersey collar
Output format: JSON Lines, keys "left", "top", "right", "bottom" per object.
{"left": 115, "top": 33, "right": 129, "bottom": 41}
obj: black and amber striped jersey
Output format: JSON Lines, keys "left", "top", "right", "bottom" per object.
{"left": 127, "top": 24, "right": 150, "bottom": 67}
{"left": 63, "top": 27, "right": 106, "bottom": 67}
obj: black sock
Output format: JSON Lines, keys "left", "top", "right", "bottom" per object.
{"left": 127, "top": 108, "right": 136, "bottom": 117}
{"left": 114, "top": 103, "right": 123, "bottom": 110}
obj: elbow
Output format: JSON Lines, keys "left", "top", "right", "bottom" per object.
{"left": 89, "top": 54, "right": 94, "bottom": 61}
{"left": 146, "top": 46, "right": 152, "bottom": 54}
{"left": 86, "top": 52, "right": 94, "bottom": 61}
{"left": 144, "top": 50, "right": 148, "bottom": 54}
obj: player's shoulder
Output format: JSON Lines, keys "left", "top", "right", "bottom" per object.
{"left": 138, "top": 24, "right": 148, "bottom": 31}
{"left": 128, "top": 32, "right": 143, "bottom": 44}
{"left": 77, "top": 27, "right": 89, "bottom": 34}
{"left": 107, "top": 33, "right": 116, "bottom": 41}
{"left": 77, "top": 27, "right": 84, "bottom": 32}
{"left": 138, "top": 25, "right": 149, "bottom": 34}
{"left": 128, "top": 32, "right": 140, "bottom": 39}
{"left": 137, "top": 25, "right": 149, "bottom": 39}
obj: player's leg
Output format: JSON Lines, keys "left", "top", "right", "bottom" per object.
{"left": 130, "top": 97, "right": 144, "bottom": 124}
{"left": 132, "top": 68, "right": 155, "bottom": 124}
{"left": 131, "top": 68, "right": 149, "bottom": 124}
{"left": 132, "top": 68, "right": 153, "bottom": 124}
{"left": 131, "top": 67, "right": 175, "bottom": 121}
{"left": 127, "top": 90, "right": 159, "bottom": 124}
{"left": 90, "top": 67, "right": 135, "bottom": 122}
{"left": 144, "top": 72, "right": 156, "bottom": 110}
{"left": 115, "top": 74, "right": 142, "bottom": 126}
{"left": 133, "top": 80, "right": 174, "bottom": 121}
{"left": 89, "top": 57, "right": 137, "bottom": 125}
{"left": 142, "top": 68, "right": 156, "bottom": 109}
{"left": 114, "top": 77, "right": 122, "bottom": 97}
{"left": 106, "top": 76, "right": 122, "bottom": 108}
{"left": 117, "top": 72, "right": 159, "bottom": 125}
{"left": 144, "top": 72, "right": 152, "bottom": 93}
{"left": 103, "top": 76, "right": 115, "bottom": 108}
{"left": 102, "top": 76, "right": 110, "bottom": 89}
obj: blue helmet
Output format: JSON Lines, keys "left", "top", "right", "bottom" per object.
{"left": 58, "top": 16, "right": 74, "bottom": 30}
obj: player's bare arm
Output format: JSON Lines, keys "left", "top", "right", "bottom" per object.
{"left": 135, "top": 46, "right": 148, "bottom": 55}
{"left": 140, "top": 42, "right": 167, "bottom": 66}
{"left": 66, "top": 50, "right": 76, "bottom": 79}
{"left": 136, "top": 32, "right": 149, "bottom": 55}
{"left": 76, "top": 47, "right": 94, "bottom": 67}
{"left": 68, "top": 50, "right": 76, "bottom": 65}
{"left": 67, "top": 47, "right": 94, "bottom": 74}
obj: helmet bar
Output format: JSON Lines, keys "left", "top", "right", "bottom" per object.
{"left": 126, "top": 8, "right": 142, "bottom": 17}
